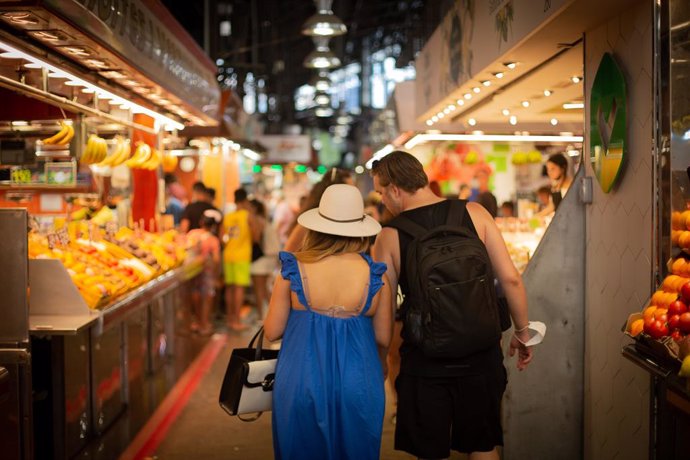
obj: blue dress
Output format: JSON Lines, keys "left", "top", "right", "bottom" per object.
{"left": 272, "top": 251, "right": 388, "bottom": 460}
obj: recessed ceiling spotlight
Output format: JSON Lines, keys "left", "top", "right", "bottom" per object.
{"left": 431, "top": 115, "right": 439, "bottom": 122}
{"left": 443, "top": 107, "right": 451, "bottom": 114}
{"left": 472, "top": 87, "right": 480, "bottom": 93}
{"left": 494, "top": 72, "right": 504, "bottom": 79}
{"left": 468, "top": 118, "right": 477, "bottom": 126}
{"left": 437, "top": 112, "right": 445, "bottom": 118}
{"left": 447, "top": 104, "right": 456, "bottom": 111}
{"left": 544, "top": 89, "right": 552, "bottom": 96}
{"left": 504, "top": 62, "right": 518, "bottom": 69}
{"left": 457, "top": 99, "right": 465, "bottom": 106}
{"left": 426, "top": 120, "right": 433, "bottom": 126}
{"left": 571, "top": 76, "right": 581, "bottom": 83}
{"left": 563, "top": 102, "right": 584, "bottom": 109}
{"left": 481, "top": 80, "right": 491, "bottom": 87}
{"left": 502, "top": 108, "right": 510, "bottom": 116}
{"left": 521, "top": 101, "right": 530, "bottom": 108}
{"left": 463, "top": 93, "right": 472, "bottom": 100}
{"left": 509, "top": 115, "right": 517, "bottom": 125}
{"left": 550, "top": 118, "right": 559, "bottom": 126}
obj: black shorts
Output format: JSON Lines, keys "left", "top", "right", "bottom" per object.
{"left": 394, "top": 365, "right": 507, "bottom": 457}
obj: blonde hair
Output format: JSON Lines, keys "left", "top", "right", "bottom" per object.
{"left": 294, "top": 229, "right": 370, "bottom": 263}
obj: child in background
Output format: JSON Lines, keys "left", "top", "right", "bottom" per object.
{"left": 187, "top": 209, "right": 222, "bottom": 335}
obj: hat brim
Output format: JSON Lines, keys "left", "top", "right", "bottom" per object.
{"left": 298, "top": 208, "right": 382, "bottom": 237}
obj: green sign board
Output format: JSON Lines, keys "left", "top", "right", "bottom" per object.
{"left": 590, "top": 53, "right": 627, "bottom": 193}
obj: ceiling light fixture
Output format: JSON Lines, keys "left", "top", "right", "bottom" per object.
{"left": 504, "top": 62, "right": 518, "bottom": 69}
{"left": 544, "top": 89, "right": 552, "bottom": 96}
{"left": 0, "top": 39, "right": 184, "bottom": 130}
{"left": 509, "top": 115, "right": 518, "bottom": 125}
{"left": 456, "top": 99, "right": 465, "bottom": 106}
{"left": 404, "top": 133, "right": 584, "bottom": 150}
{"left": 551, "top": 118, "right": 559, "bottom": 125}
{"left": 521, "top": 101, "right": 530, "bottom": 108}
{"left": 426, "top": 120, "right": 433, "bottom": 126}
{"left": 365, "top": 143, "right": 394, "bottom": 168}
{"left": 309, "top": 71, "right": 331, "bottom": 91}
{"left": 481, "top": 80, "right": 491, "bottom": 87}
{"left": 463, "top": 93, "right": 472, "bottom": 100}
{"left": 447, "top": 104, "right": 456, "bottom": 111}
{"left": 468, "top": 118, "right": 477, "bottom": 126}
{"left": 301, "top": 0, "right": 347, "bottom": 37}
{"left": 472, "top": 87, "right": 481, "bottom": 93}
{"left": 563, "top": 102, "right": 584, "bottom": 109}
{"left": 431, "top": 115, "right": 439, "bottom": 122}
{"left": 314, "top": 91, "right": 330, "bottom": 105}
{"left": 303, "top": 36, "right": 340, "bottom": 69}
{"left": 571, "top": 76, "right": 581, "bottom": 83}
{"left": 502, "top": 108, "right": 510, "bottom": 116}
{"left": 494, "top": 72, "right": 504, "bottom": 79}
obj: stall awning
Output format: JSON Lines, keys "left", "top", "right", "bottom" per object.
{"left": 0, "top": 0, "right": 220, "bottom": 127}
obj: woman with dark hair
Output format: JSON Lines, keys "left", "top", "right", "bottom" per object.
{"left": 538, "top": 153, "right": 573, "bottom": 216}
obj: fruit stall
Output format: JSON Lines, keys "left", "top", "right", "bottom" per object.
{"left": 0, "top": 2, "right": 220, "bottom": 458}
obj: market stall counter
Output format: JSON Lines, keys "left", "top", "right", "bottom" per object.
{"left": 29, "top": 258, "right": 203, "bottom": 460}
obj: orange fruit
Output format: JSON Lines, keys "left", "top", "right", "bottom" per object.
{"left": 672, "top": 211, "right": 683, "bottom": 230}
{"left": 672, "top": 230, "right": 682, "bottom": 246}
{"left": 651, "top": 291, "right": 666, "bottom": 306}
{"left": 664, "top": 274, "right": 680, "bottom": 289}
{"left": 630, "top": 318, "right": 644, "bottom": 337}
{"left": 643, "top": 305, "right": 658, "bottom": 321}
{"left": 682, "top": 210, "right": 690, "bottom": 230}
{"left": 655, "top": 307, "right": 668, "bottom": 318}
{"left": 672, "top": 259, "right": 687, "bottom": 275}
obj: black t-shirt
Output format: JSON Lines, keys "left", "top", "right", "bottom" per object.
{"left": 393, "top": 199, "right": 502, "bottom": 377}
{"left": 181, "top": 201, "right": 215, "bottom": 231}
{"left": 477, "top": 190, "right": 498, "bottom": 218}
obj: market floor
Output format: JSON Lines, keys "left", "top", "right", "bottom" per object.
{"left": 129, "top": 326, "right": 467, "bottom": 460}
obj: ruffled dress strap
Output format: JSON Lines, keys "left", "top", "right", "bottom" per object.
{"left": 278, "top": 251, "right": 311, "bottom": 310}
{"left": 360, "top": 253, "right": 387, "bottom": 315}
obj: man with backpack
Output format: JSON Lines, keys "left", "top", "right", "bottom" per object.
{"left": 371, "top": 151, "right": 533, "bottom": 460}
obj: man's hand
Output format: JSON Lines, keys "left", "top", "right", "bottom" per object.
{"left": 509, "top": 329, "right": 533, "bottom": 371}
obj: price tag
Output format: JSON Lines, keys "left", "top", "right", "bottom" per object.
{"left": 47, "top": 233, "right": 58, "bottom": 250}
{"left": 105, "top": 221, "right": 117, "bottom": 239}
{"left": 57, "top": 227, "right": 70, "bottom": 246}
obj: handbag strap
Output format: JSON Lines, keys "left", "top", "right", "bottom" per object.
{"left": 248, "top": 326, "right": 266, "bottom": 361}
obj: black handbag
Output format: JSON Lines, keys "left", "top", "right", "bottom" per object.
{"left": 219, "top": 327, "right": 279, "bottom": 421}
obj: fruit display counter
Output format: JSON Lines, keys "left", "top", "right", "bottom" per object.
{"left": 26, "top": 225, "right": 204, "bottom": 459}
{"left": 497, "top": 217, "right": 548, "bottom": 273}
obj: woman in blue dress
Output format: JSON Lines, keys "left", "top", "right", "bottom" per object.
{"left": 264, "top": 184, "right": 393, "bottom": 460}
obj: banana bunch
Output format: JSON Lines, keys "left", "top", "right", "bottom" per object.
{"left": 42, "top": 121, "right": 75, "bottom": 145}
{"left": 138, "top": 148, "right": 161, "bottom": 170}
{"left": 95, "top": 136, "right": 131, "bottom": 167}
{"left": 125, "top": 142, "right": 152, "bottom": 168}
{"left": 81, "top": 134, "right": 108, "bottom": 164}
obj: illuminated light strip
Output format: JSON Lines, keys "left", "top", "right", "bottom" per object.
{"left": 365, "top": 143, "right": 394, "bottom": 169}
{"left": 0, "top": 39, "right": 184, "bottom": 131}
{"left": 404, "top": 133, "right": 584, "bottom": 150}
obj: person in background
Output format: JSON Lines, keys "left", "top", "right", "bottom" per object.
{"left": 537, "top": 153, "right": 573, "bottom": 216}
{"left": 163, "top": 173, "right": 185, "bottom": 226}
{"left": 473, "top": 164, "right": 498, "bottom": 218}
{"left": 180, "top": 182, "right": 214, "bottom": 233}
{"left": 283, "top": 167, "right": 354, "bottom": 252}
{"left": 264, "top": 183, "right": 392, "bottom": 459}
{"left": 371, "top": 151, "right": 533, "bottom": 460}
{"left": 186, "top": 209, "right": 221, "bottom": 336}
{"left": 536, "top": 185, "right": 552, "bottom": 213}
{"left": 222, "top": 188, "right": 257, "bottom": 332}
{"left": 249, "top": 198, "right": 280, "bottom": 323}
{"left": 273, "top": 192, "right": 296, "bottom": 246}
{"left": 458, "top": 183, "right": 471, "bottom": 200}
{"left": 500, "top": 201, "right": 515, "bottom": 218}
{"left": 204, "top": 187, "right": 223, "bottom": 235}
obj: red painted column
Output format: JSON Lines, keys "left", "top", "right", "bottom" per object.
{"left": 130, "top": 114, "right": 158, "bottom": 231}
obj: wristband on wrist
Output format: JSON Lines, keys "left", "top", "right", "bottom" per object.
{"left": 514, "top": 324, "right": 529, "bottom": 333}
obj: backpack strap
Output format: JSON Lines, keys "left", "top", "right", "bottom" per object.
{"left": 447, "top": 199, "right": 479, "bottom": 237}
{"left": 386, "top": 213, "right": 428, "bottom": 239}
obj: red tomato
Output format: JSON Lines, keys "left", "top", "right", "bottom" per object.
{"left": 682, "top": 282, "right": 690, "bottom": 303}
{"left": 647, "top": 320, "right": 669, "bottom": 339}
{"left": 679, "top": 312, "right": 690, "bottom": 333}
{"left": 669, "top": 314, "right": 681, "bottom": 330}
{"left": 669, "top": 300, "right": 688, "bottom": 316}
{"left": 671, "top": 329, "right": 683, "bottom": 342}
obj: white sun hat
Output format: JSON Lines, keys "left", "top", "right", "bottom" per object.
{"left": 298, "top": 184, "right": 382, "bottom": 237}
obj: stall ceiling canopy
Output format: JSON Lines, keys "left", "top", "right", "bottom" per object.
{"left": 0, "top": 0, "right": 220, "bottom": 127}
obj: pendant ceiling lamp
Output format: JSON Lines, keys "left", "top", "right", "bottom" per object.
{"left": 303, "top": 37, "right": 340, "bottom": 69}
{"left": 309, "top": 71, "right": 331, "bottom": 91}
{"left": 314, "top": 91, "right": 331, "bottom": 106}
{"left": 302, "top": 0, "right": 347, "bottom": 37}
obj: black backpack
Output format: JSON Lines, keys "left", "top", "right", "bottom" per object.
{"left": 388, "top": 200, "right": 502, "bottom": 358}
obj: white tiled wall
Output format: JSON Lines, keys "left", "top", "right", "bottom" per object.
{"left": 584, "top": 2, "right": 653, "bottom": 459}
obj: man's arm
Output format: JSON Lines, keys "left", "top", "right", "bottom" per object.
{"left": 372, "top": 227, "right": 400, "bottom": 316}
{"left": 466, "top": 202, "right": 533, "bottom": 370}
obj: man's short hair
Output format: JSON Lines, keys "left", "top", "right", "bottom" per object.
{"left": 206, "top": 187, "right": 216, "bottom": 200}
{"left": 537, "top": 185, "right": 551, "bottom": 196}
{"left": 234, "top": 188, "right": 248, "bottom": 203}
{"left": 192, "top": 181, "right": 207, "bottom": 194}
{"left": 370, "top": 151, "right": 428, "bottom": 193}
